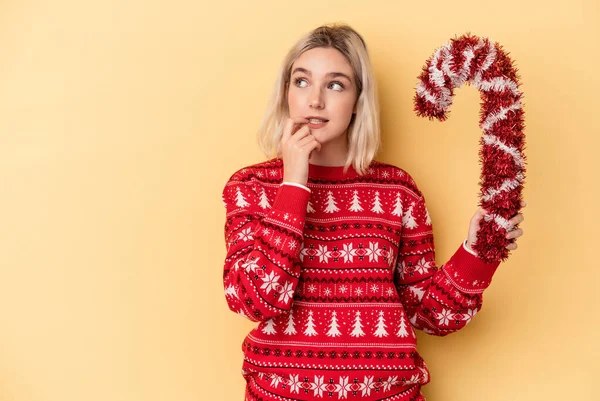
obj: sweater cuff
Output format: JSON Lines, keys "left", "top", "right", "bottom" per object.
{"left": 443, "top": 242, "right": 502, "bottom": 292}
{"left": 272, "top": 183, "right": 310, "bottom": 216}
{"left": 463, "top": 239, "right": 478, "bottom": 256}
{"left": 282, "top": 181, "right": 311, "bottom": 193}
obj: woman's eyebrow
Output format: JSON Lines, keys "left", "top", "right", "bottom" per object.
{"left": 292, "top": 67, "right": 352, "bottom": 82}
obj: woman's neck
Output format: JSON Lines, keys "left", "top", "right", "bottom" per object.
{"left": 308, "top": 132, "right": 349, "bottom": 166}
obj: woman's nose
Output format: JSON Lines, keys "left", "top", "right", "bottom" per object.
{"left": 309, "top": 88, "right": 324, "bottom": 109}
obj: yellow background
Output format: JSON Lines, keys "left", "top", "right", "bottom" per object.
{"left": 1, "top": 0, "right": 598, "bottom": 400}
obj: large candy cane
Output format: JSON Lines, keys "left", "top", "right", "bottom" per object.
{"left": 414, "top": 33, "right": 526, "bottom": 263}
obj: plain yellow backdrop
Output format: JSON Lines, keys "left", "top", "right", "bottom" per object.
{"left": 0, "top": 0, "right": 598, "bottom": 400}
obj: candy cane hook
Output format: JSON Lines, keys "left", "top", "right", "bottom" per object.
{"left": 414, "top": 33, "right": 527, "bottom": 263}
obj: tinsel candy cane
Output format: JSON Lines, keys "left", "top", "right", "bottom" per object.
{"left": 414, "top": 33, "right": 527, "bottom": 263}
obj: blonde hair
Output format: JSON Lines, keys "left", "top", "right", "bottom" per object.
{"left": 256, "top": 23, "right": 381, "bottom": 176}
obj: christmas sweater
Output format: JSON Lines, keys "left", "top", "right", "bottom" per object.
{"left": 221, "top": 157, "right": 501, "bottom": 401}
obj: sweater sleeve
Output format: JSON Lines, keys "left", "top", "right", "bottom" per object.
{"left": 221, "top": 170, "right": 310, "bottom": 322}
{"left": 394, "top": 178, "right": 502, "bottom": 336}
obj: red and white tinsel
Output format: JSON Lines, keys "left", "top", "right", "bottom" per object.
{"left": 414, "top": 33, "right": 527, "bottom": 263}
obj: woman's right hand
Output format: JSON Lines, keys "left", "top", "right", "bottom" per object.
{"left": 280, "top": 117, "right": 322, "bottom": 186}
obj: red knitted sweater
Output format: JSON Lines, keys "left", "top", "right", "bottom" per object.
{"left": 221, "top": 157, "right": 501, "bottom": 401}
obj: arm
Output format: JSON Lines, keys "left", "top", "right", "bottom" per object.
{"left": 394, "top": 177, "right": 502, "bottom": 336}
{"left": 221, "top": 170, "right": 310, "bottom": 322}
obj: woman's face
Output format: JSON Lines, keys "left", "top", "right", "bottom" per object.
{"left": 287, "top": 47, "right": 358, "bottom": 146}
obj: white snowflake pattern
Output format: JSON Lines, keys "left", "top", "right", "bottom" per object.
{"left": 323, "top": 288, "right": 332, "bottom": 296}
{"left": 367, "top": 242, "right": 379, "bottom": 262}
{"left": 283, "top": 213, "right": 290, "bottom": 221}
{"left": 310, "top": 375, "right": 327, "bottom": 397}
{"left": 241, "top": 257, "right": 260, "bottom": 273}
{"left": 370, "top": 284, "right": 379, "bottom": 292}
{"left": 262, "top": 228, "right": 270, "bottom": 236}
{"left": 315, "top": 244, "right": 332, "bottom": 263}
{"left": 269, "top": 374, "right": 283, "bottom": 388}
{"left": 355, "top": 287, "right": 364, "bottom": 296}
{"left": 360, "top": 376, "right": 376, "bottom": 396}
{"left": 405, "top": 374, "right": 421, "bottom": 385}
{"left": 289, "top": 374, "right": 301, "bottom": 394}
{"left": 435, "top": 308, "right": 454, "bottom": 326}
{"left": 382, "top": 171, "right": 390, "bottom": 178}
{"left": 278, "top": 281, "right": 294, "bottom": 304}
{"left": 256, "top": 170, "right": 264, "bottom": 177}
{"left": 414, "top": 257, "right": 432, "bottom": 274}
{"left": 386, "top": 288, "right": 395, "bottom": 296}
{"left": 307, "top": 284, "right": 317, "bottom": 293}
{"left": 274, "top": 236, "right": 282, "bottom": 246}
{"left": 237, "top": 227, "right": 254, "bottom": 242}
{"left": 382, "top": 376, "right": 399, "bottom": 392}
{"left": 339, "top": 285, "right": 348, "bottom": 294}
{"left": 462, "top": 308, "right": 478, "bottom": 323}
{"left": 260, "top": 271, "right": 280, "bottom": 294}
{"left": 334, "top": 376, "right": 351, "bottom": 398}
{"left": 288, "top": 241, "right": 297, "bottom": 250}
{"left": 269, "top": 170, "right": 277, "bottom": 177}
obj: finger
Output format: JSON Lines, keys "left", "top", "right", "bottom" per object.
{"left": 298, "top": 133, "right": 321, "bottom": 150}
{"left": 282, "top": 116, "right": 309, "bottom": 143}
{"left": 505, "top": 242, "right": 518, "bottom": 250}
{"left": 289, "top": 125, "right": 311, "bottom": 143}
{"left": 308, "top": 140, "right": 322, "bottom": 159}
{"left": 509, "top": 214, "right": 524, "bottom": 226}
{"left": 506, "top": 228, "right": 523, "bottom": 239}
{"left": 521, "top": 200, "right": 527, "bottom": 207}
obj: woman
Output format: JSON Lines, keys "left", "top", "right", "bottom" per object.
{"left": 221, "top": 23, "right": 525, "bottom": 401}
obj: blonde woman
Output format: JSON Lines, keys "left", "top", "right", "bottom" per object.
{"left": 221, "top": 23, "right": 525, "bottom": 401}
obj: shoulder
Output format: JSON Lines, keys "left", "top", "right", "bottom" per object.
{"left": 226, "top": 157, "right": 283, "bottom": 183}
{"left": 369, "top": 160, "right": 423, "bottom": 197}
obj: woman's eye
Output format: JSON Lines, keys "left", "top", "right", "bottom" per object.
{"left": 294, "top": 78, "right": 308, "bottom": 88}
{"left": 293, "top": 78, "right": 344, "bottom": 91}
{"left": 330, "top": 82, "right": 344, "bottom": 91}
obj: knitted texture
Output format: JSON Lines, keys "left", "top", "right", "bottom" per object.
{"left": 414, "top": 33, "right": 527, "bottom": 263}
{"left": 222, "top": 157, "right": 501, "bottom": 400}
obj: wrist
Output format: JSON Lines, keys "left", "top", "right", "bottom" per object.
{"left": 463, "top": 238, "right": 478, "bottom": 256}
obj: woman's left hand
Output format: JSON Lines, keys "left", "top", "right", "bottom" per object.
{"left": 466, "top": 200, "right": 527, "bottom": 252}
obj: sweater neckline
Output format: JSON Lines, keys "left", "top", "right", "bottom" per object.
{"left": 308, "top": 162, "right": 358, "bottom": 180}
{"left": 274, "top": 157, "right": 361, "bottom": 180}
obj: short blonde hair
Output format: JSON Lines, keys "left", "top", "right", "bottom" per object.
{"left": 256, "top": 23, "right": 381, "bottom": 176}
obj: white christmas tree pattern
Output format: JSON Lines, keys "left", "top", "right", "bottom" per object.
{"left": 396, "top": 313, "right": 409, "bottom": 337}
{"left": 348, "top": 190, "right": 364, "bottom": 212}
{"left": 324, "top": 191, "right": 340, "bottom": 213}
{"left": 224, "top": 284, "right": 238, "bottom": 299}
{"left": 402, "top": 201, "right": 418, "bottom": 229}
{"left": 371, "top": 191, "right": 384, "bottom": 214}
{"left": 284, "top": 309, "right": 297, "bottom": 335}
{"left": 409, "top": 285, "right": 425, "bottom": 302}
{"left": 326, "top": 311, "right": 342, "bottom": 337}
{"left": 373, "top": 310, "right": 389, "bottom": 337}
{"left": 258, "top": 187, "right": 271, "bottom": 209}
{"left": 235, "top": 187, "right": 250, "bottom": 208}
{"left": 307, "top": 200, "right": 316, "bottom": 213}
{"left": 350, "top": 311, "right": 365, "bottom": 337}
{"left": 262, "top": 318, "right": 277, "bottom": 335}
{"left": 425, "top": 207, "right": 432, "bottom": 225}
{"left": 391, "top": 192, "right": 403, "bottom": 217}
{"left": 304, "top": 310, "right": 318, "bottom": 336}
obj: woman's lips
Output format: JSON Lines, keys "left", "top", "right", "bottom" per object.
{"left": 307, "top": 120, "right": 328, "bottom": 129}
